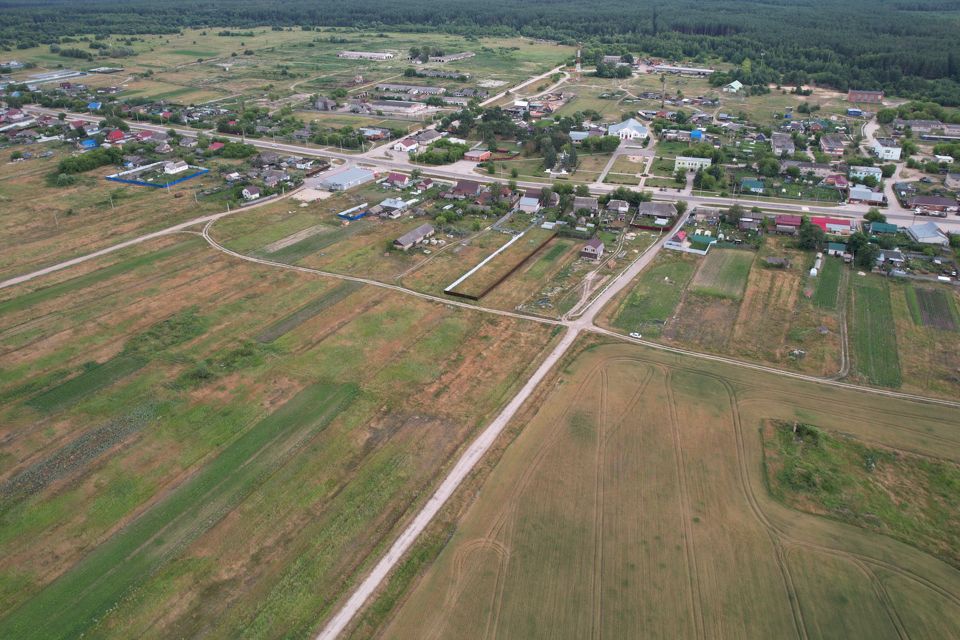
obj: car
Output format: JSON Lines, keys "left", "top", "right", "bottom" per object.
{"left": 629, "top": 332, "right": 642, "bottom": 339}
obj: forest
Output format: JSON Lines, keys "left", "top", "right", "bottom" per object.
{"left": 2, "top": 0, "right": 960, "bottom": 103}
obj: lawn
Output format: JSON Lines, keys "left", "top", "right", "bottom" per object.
{"left": 689, "top": 248, "right": 755, "bottom": 300}
{"left": 849, "top": 276, "right": 901, "bottom": 387}
{"left": 812, "top": 256, "right": 843, "bottom": 309}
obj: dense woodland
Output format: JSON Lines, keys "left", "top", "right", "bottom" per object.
{"left": 3, "top": 0, "right": 960, "bottom": 103}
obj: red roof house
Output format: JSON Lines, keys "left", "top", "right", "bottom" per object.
{"left": 105, "top": 129, "right": 125, "bottom": 142}
{"left": 208, "top": 141, "right": 225, "bottom": 152}
{"left": 811, "top": 216, "right": 854, "bottom": 235}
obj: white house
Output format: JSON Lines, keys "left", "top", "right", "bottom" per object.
{"left": 723, "top": 80, "right": 744, "bottom": 94}
{"left": 675, "top": 156, "right": 712, "bottom": 171}
{"left": 393, "top": 138, "right": 418, "bottom": 153}
{"left": 163, "top": 160, "right": 189, "bottom": 175}
{"left": 518, "top": 194, "right": 541, "bottom": 213}
{"left": 241, "top": 186, "right": 261, "bottom": 201}
{"left": 872, "top": 137, "right": 901, "bottom": 161}
{"left": 907, "top": 221, "right": 949, "bottom": 246}
{"left": 849, "top": 165, "right": 883, "bottom": 182}
{"left": 607, "top": 118, "right": 649, "bottom": 141}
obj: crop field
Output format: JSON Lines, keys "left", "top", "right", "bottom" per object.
{"left": 364, "top": 338, "right": 960, "bottom": 640}
{"left": 0, "top": 233, "right": 557, "bottom": 638}
{"left": 609, "top": 251, "right": 697, "bottom": 336}
{"left": 849, "top": 276, "right": 901, "bottom": 388}
{"left": 0, "top": 146, "right": 238, "bottom": 280}
{"left": 905, "top": 286, "right": 960, "bottom": 331}
{"left": 812, "top": 256, "right": 843, "bottom": 309}
{"left": 888, "top": 282, "right": 960, "bottom": 398}
{"left": 482, "top": 238, "right": 580, "bottom": 312}
{"left": 447, "top": 227, "right": 556, "bottom": 299}
{"left": 401, "top": 231, "right": 512, "bottom": 296}
{"left": 689, "top": 248, "right": 755, "bottom": 299}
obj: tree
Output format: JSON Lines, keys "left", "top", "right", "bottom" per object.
{"left": 880, "top": 164, "right": 896, "bottom": 178}
{"left": 864, "top": 208, "right": 886, "bottom": 223}
{"left": 675, "top": 200, "right": 688, "bottom": 215}
{"left": 510, "top": 167, "right": 519, "bottom": 179}
{"left": 854, "top": 242, "right": 879, "bottom": 269}
{"left": 575, "top": 184, "right": 590, "bottom": 196}
{"left": 674, "top": 169, "right": 686, "bottom": 184}
{"left": 797, "top": 219, "right": 825, "bottom": 250}
{"left": 725, "top": 204, "right": 745, "bottom": 225}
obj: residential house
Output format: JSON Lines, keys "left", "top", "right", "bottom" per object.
{"left": 811, "top": 216, "right": 854, "bottom": 235}
{"left": 385, "top": 172, "right": 410, "bottom": 188}
{"left": 849, "top": 165, "right": 883, "bottom": 183}
{"left": 633, "top": 202, "right": 678, "bottom": 228}
{"left": 393, "top": 138, "right": 418, "bottom": 153}
{"left": 872, "top": 137, "right": 901, "bottom": 161}
{"left": 773, "top": 214, "right": 803, "bottom": 235}
{"left": 607, "top": 118, "right": 649, "bottom": 141}
{"left": 163, "top": 160, "right": 189, "bottom": 175}
{"left": 241, "top": 186, "right": 261, "bottom": 201}
{"left": 394, "top": 224, "right": 435, "bottom": 250}
{"left": 675, "top": 156, "right": 712, "bottom": 171}
{"left": 771, "top": 132, "right": 795, "bottom": 157}
{"left": 518, "top": 193, "right": 541, "bottom": 213}
{"left": 580, "top": 238, "right": 605, "bottom": 260}
{"left": 876, "top": 249, "right": 906, "bottom": 266}
{"left": 906, "top": 221, "right": 949, "bottom": 246}
{"left": 740, "top": 178, "right": 764, "bottom": 194}
{"left": 739, "top": 217, "right": 761, "bottom": 231}
{"left": 105, "top": 129, "right": 125, "bottom": 143}
{"left": 945, "top": 173, "right": 960, "bottom": 190}
{"left": 908, "top": 195, "right": 959, "bottom": 214}
{"left": 606, "top": 199, "right": 630, "bottom": 214}
{"left": 723, "top": 80, "right": 744, "bottom": 94}
{"left": 819, "top": 134, "right": 846, "bottom": 157}
{"left": 869, "top": 222, "right": 899, "bottom": 235}
{"left": 848, "top": 184, "right": 884, "bottom": 205}
{"left": 207, "top": 141, "right": 225, "bottom": 152}
{"left": 573, "top": 196, "right": 600, "bottom": 214}
{"left": 448, "top": 179, "right": 483, "bottom": 199}
{"left": 826, "top": 242, "right": 848, "bottom": 257}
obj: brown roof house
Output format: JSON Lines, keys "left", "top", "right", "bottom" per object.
{"left": 581, "top": 237, "right": 605, "bottom": 260}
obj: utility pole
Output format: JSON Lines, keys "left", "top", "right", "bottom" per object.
{"left": 660, "top": 74, "right": 666, "bottom": 110}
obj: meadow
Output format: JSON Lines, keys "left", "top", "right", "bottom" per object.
{"left": 360, "top": 337, "right": 960, "bottom": 639}
{"left": 0, "top": 233, "right": 556, "bottom": 638}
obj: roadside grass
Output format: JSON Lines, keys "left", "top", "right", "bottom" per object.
{"left": 256, "top": 281, "right": 363, "bottom": 343}
{"left": 690, "top": 248, "right": 754, "bottom": 300}
{"left": 812, "top": 257, "right": 842, "bottom": 309}
{"left": 0, "top": 382, "right": 358, "bottom": 640}
{"left": 849, "top": 276, "right": 901, "bottom": 387}
{"left": 762, "top": 420, "right": 960, "bottom": 569}
{"left": 612, "top": 254, "right": 697, "bottom": 337}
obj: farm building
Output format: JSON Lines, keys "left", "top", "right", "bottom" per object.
{"left": 580, "top": 238, "right": 605, "bottom": 260}
{"left": 338, "top": 51, "right": 395, "bottom": 60}
{"left": 848, "top": 89, "right": 884, "bottom": 103}
{"left": 464, "top": 148, "right": 492, "bottom": 162}
{"left": 321, "top": 167, "right": 376, "bottom": 191}
{"left": 394, "top": 224, "right": 435, "bottom": 250}
{"left": 675, "top": 156, "right": 712, "bottom": 171}
{"left": 369, "top": 100, "right": 426, "bottom": 114}
{"left": 428, "top": 51, "right": 475, "bottom": 63}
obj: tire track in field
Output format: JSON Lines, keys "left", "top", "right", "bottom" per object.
{"left": 590, "top": 368, "right": 609, "bottom": 640}
{"left": 854, "top": 558, "right": 910, "bottom": 640}
{"left": 663, "top": 368, "right": 707, "bottom": 640}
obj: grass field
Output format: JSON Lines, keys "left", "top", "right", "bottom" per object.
{"left": 0, "top": 233, "right": 556, "bottom": 638}
{"left": 813, "top": 256, "right": 843, "bottom": 309}
{"left": 611, "top": 252, "right": 697, "bottom": 336}
{"left": 849, "top": 276, "right": 902, "bottom": 388}
{"left": 889, "top": 282, "right": 960, "bottom": 398}
{"left": 690, "top": 248, "right": 755, "bottom": 300}
{"left": 447, "top": 227, "right": 556, "bottom": 299}
{"left": 361, "top": 338, "right": 960, "bottom": 639}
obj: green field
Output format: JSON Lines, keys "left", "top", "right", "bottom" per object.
{"left": 813, "top": 256, "right": 843, "bottom": 309}
{"left": 689, "top": 248, "right": 755, "bottom": 300}
{"left": 612, "top": 253, "right": 697, "bottom": 336}
{"left": 849, "top": 276, "right": 902, "bottom": 387}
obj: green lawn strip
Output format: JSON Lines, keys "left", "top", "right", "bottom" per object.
{"left": 256, "top": 281, "right": 363, "bottom": 343}
{"left": 849, "top": 278, "right": 901, "bottom": 387}
{"left": 0, "top": 238, "right": 200, "bottom": 317}
{"left": 613, "top": 257, "right": 696, "bottom": 336}
{"left": 763, "top": 420, "right": 960, "bottom": 569}
{"left": 813, "top": 257, "right": 842, "bottom": 310}
{"left": 524, "top": 240, "right": 573, "bottom": 282}
{"left": 904, "top": 284, "right": 923, "bottom": 326}
{"left": 0, "top": 382, "right": 358, "bottom": 640}
{"left": 26, "top": 308, "right": 208, "bottom": 413}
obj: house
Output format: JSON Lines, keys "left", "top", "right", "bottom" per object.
{"left": 740, "top": 178, "right": 765, "bottom": 194}
{"left": 781, "top": 160, "right": 834, "bottom": 179}
{"left": 385, "top": 172, "right": 410, "bottom": 188}
{"left": 78, "top": 138, "right": 98, "bottom": 150}
{"left": 263, "top": 170, "right": 290, "bottom": 188}
{"left": 811, "top": 216, "right": 854, "bottom": 235}
{"left": 606, "top": 199, "right": 630, "bottom": 214}
{"left": 869, "top": 222, "right": 899, "bottom": 235}
{"left": 580, "top": 237, "right": 605, "bottom": 260}
{"left": 393, "top": 138, "right": 418, "bottom": 153}
{"left": 819, "top": 134, "right": 846, "bottom": 157}
{"left": 241, "top": 186, "right": 261, "bottom": 201}
{"left": 573, "top": 196, "right": 599, "bottom": 214}
{"left": 723, "top": 80, "right": 744, "bottom": 94}
{"left": 448, "top": 180, "right": 482, "bottom": 199}
{"left": 848, "top": 184, "right": 884, "bottom": 205}
{"left": 739, "top": 217, "right": 760, "bottom": 231}
{"left": 847, "top": 89, "right": 884, "bottom": 104}
{"left": 163, "top": 160, "right": 189, "bottom": 175}
{"left": 633, "top": 202, "right": 678, "bottom": 228}
{"left": 122, "top": 154, "right": 146, "bottom": 169}
{"left": 516, "top": 193, "right": 540, "bottom": 213}
{"left": 906, "top": 221, "right": 949, "bottom": 246}
{"left": 105, "top": 129, "right": 125, "bottom": 143}
{"left": 207, "top": 141, "right": 225, "bottom": 152}
{"left": 825, "top": 242, "right": 846, "bottom": 257}
{"left": 872, "top": 137, "right": 901, "bottom": 161}
{"left": 380, "top": 197, "right": 409, "bottom": 212}
{"left": 771, "top": 132, "right": 795, "bottom": 157}
{"left": 415, "top": 129, "right": 444, "bottom": 144}
{"left": 877, "top": 249, "right": 906, "bottom": 266}
{"left": 394, "top": 224, "right": 435, "bottom": 250}
{"left": 774, "top": 214, "right": 803, "bottom": 235}
{"left": 849, "top": 166, "right": 883, "bottom": 182}
{"left": 908, "top": 195, "right": 959, "bottom": 214}
{"left": 675, "top": 156, "right": 712, "bottom": 171}
{"left": 464, "top": 148, "right": 492, "bottom": 162}
{"left": 607, "top": 118, "right": 649, "bottom": 141}
{"left": 825, "top": 174, "right": 849, "bottom": 189}
{"left": 541, "top": 191, "right": 561, "bottom": 208}
{"left": 321, "top": 167, "right": 376, "bottom": 191}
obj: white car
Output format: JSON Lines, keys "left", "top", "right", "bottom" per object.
{"left": 629, "top": 332, "right": 642, "bottom": 339}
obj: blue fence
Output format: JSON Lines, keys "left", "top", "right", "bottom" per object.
{"left": 105, "top": 167, "right": 209, "bottom": 189}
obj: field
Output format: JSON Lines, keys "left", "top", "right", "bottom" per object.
{"left": 0, "top": 233, "right": 557, "bottom": 638}
{"left": 813, "top": 256, "right": 843, "bottom": 309}
{"left": 361, "top": 338, "right": 960, "bottom": 639}
{"left": 906, "top": 286, "right": 960, "bottom": 331}
{"left": 610, "top": 251, "right": 697, "bottom": 336}
{"left": 849, "top": 276, "right": 902, "bottom": 388}
{"left": 446, "top": 227, "right": 556, "bottom": 299}
{"left": 0, "top": 146, "right": 237, "bottom": 280}
{"left": 689, "top": 248, "right": 755, "bottom": 300}
{"left": 481, "top": 238, "right": 580, "bottom": 312}
{"left": 888, "top": 281, "right": 960, "bottom": 398}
